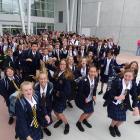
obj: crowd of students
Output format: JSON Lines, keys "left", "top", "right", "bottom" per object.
{"left": 0, "top": 31, "right": 140, "bottom": 140}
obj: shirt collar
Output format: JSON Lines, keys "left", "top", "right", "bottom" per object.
{"left": 25, "top": 96, "right": 37, "bottom": 108}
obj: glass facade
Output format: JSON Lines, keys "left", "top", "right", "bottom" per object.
{"left": 33, "top": 22, "right": 54, "bottom": 34}
{"left": 0, "top": 0, "right": 19, "bottom": 14}
{"left": 0, "top": 0, "right": 54, "bottom": 18}
{"left": 31, "top": 0, "right": 54, "bottom": 18}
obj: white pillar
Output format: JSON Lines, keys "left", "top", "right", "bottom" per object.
{"left": 27, "top": 0, "right": 31, "bottom": 35}
{"left": 79, "top": 0, "right": 83, "bottom": 34}
{"left": 18, "top": 0, "right": 26, "bottom": 34}
{"left": 66, "top": 0, "right": 70, "bottom": 32}
{"left": 70, "top": 0, "right": 76, "bottom": 31}
{"left": 96, "top": 2, "right": 102, "bottom": 27}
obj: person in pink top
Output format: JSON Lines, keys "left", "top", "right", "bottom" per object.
{"left": 136, "top": 40, "right": 140, "bottom": 56}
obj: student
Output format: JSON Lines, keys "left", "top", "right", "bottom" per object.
{"left": 98, "top": 51, "right": 123, "bottom": 95}
{"left": 75, "top": 58, "right": 89, "bottom": 79}
{"left": 0, "top": 66, "right": 22, "bottom": 124}
{"left": 53, "top": 59, "right": 73, "bottom": 134}
{"left": 35, "top": 71, "right": 53, "bottom": 137}
{"left": 134, "top": 81, "right": 140, "bottom": 124}
{"left": 107, "top": 69, "right": 139, "bottom": 137}
{"left": 66, "top": 56, "right": 77, "bottom": 108}
{"left": 75, "top": 66, "right": 98, "bottom": 132}
{"left": 15, "top": 81, "right": 50, "bottom": 140}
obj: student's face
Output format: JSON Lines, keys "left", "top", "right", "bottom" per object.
{"left": 68, "top": 57, "right": 74, "bottom": 65}
{"left": 81, "top": 59, "right": 87, "bottom": 67}
{"left": 107, "top": 53, "right": 112, "bottom": 59}
{"left": 43, "top": 49, "right": 48, "bottom": 55}
{"left": 22, "top": 84, "right": 33, "bottom": 98}
{"left": 55, "top": 44, "right": 59, "bottom": 49}
{"left": 88, "top": 52, "right": 93, "bottom": 57}
{"left": 6, "top": 68, "right": 14, "bottom": 77}
{"left": 124, "top": 72, "right": 133, "bottom": 82}
{"left": 130, "top": 63, "right": 137, "bottom": 70}
{"left": 7, "top": 50, "right": 13, "bottom": 56}
{"left": 39, "top": 74, "right": 48, "bottom": 87}
{"left": 88, "top": 68, "right": 97, "bottom": 79}
{"left": 31, "top": 44, "right": 38, "bottom": 52}
{"left": 60, "top": 60, "right": 66, "bottom": 71}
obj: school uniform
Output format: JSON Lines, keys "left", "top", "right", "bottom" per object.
{"left": 100, "top": 58, "right": 122, "bottom": 83}
{"left": 78, "top": 49, "right": 87, "bottom": 58}
{"left": 35, "top": 82, "right": 53, "bottom": 127}
{"left": 107, "top": 78, "right": 138, "bottom": 121}
{"left": 0, "top": 75, "right": 22, "bottom": 116}
{"left": 15, "top": 94, "right": 44, "bottom": 140}
{"left": 53, "top": 71, "right": 71, "bottom": 113}
{"left": 137, "top": 81, "right": 140, "bottom": 109}
{"left": 75, "top": 76, "right": 98, "bottom": 113}
{"left": 21, "top": 49, "right": 42, "bottom": 78}
{"left": 74, "top": 66, "right": 89, "bottom": 79}
{"left": 2, "top": 55, "right": 17, "bottom": 70}
{"left": 61, "top": 49, "right": 68, "bottom": 59}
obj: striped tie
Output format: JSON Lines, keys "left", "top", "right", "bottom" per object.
{"left": 32, "top": 105, "right": 39, "bottom": 128}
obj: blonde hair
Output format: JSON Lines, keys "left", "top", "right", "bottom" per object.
{"left": 17, "top": 81, "right": 34, "bottom": 98}
{"left": 37, "top": 71, "right": 48, "bottom": 81}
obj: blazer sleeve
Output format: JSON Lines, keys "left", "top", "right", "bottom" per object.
{"left": 130, "top": 82, "right": 138, "bottom": 108}
{"left": 15, "top": 100, "right": 31, "bottom": 139}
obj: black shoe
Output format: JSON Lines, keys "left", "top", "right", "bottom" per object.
{"left": 114, "top": 126, "right": 121, "bottom": 137}
{"left": 64, "top": 124, "right": 70, "bottom": 135}
{"left": 54, "top": 120, "right": 63, "bottom": 128}
{"left": 15, "top": 134, "right": 18, "bottom": 139}
{"left": 8, "top": 117, "right": 14, "bottom": 125}
{"left": 76, "top": 121, "right": 85, "bottom": 132}
{"left": 128, "top": 106, "right": 133, "bottom": 111}
{"left": 44, "top": 128, "right": 51, "bottom": 136}
{"left": 103, "top": 101, "right": 108, "bottom": 107}
{"left": 109, "top": 126, "right": 116, "bottom": 137}
{"left": 67, "top": 101, "right": 73, "bottom": 108}
{"left": 135, "top": 120, "right": 140, "bottom": 124}
{"left": 41, "top": 130, "right": 43, "bottom": 139}
{"left": 98, "top": 91, "right": 103, "bottom": 95}
{"left": 83, "top": 119, "right": 92, "bottom": 128}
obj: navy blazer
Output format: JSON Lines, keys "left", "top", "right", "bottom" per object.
{"left": 15, "top": 94, "right": 45, "bottom": 139}
{"left": 100, "top": 58, "right": 123, "bottom": 76}
{"left": 3, "top": 55, "right": 17, "bottom": 70}
{"left": 21, "top": 49, "right": 42, "bottom": 76}
{"left": 0, "top": 75, "right": 22, "bottom": 106}
{"left": 53, "top": 72, "right": 71, "bottom": 101}
{"left": 107, "top": 78, "right": 138, "bottom": 109}
{"left": 74, "top": 66, "right": 89, "bottom": 79}
{"left": 35, "top": 81, "right": 53, "bottom": 112}
{"left": 76, "top": 76, "right": 98, "bottom": 104}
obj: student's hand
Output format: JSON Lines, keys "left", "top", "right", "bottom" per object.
{"left": 133, "top": 107, "right": 139, "bottom": 116}
{"left": 115, "top": 95, "right": 125, "bottom": 101}
{"left": 26, "top": 136, "right": 33, "bottom": 140}
{"left": 93, "top": 96, "right": 96, "bottom": 101}
{"left": 26, "top": 58, "right": 32, "bottom": 62}
{"left": 85, "top": 98, "right": 88, "bottom": 103}
{"left": 45, "top": 115, "right": 50, "bottom": 124}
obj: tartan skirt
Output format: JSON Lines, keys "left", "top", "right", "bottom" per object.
{"left": 100, "top": 74, "right": 109, "bottom": 83}
{"left": 75, "top": 99, "right": 94, "bottom": 114}
{"left": 107, "top": 103, "right": 126, "bottom": 121}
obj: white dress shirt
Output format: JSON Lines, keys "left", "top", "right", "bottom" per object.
{"left": 25, "top": 96, "right": 37, "bottom": 108}
{"left": 86, "top": 75, "right": 95, "bottom": 103}
{"left": 104, "top": 58, "right": 111, "bottom": 75}
{"left": 40, "top": 83, "right": 48, "bottom": 97}
{"left": 113, "top": 79, "right": 132, "bottom": 105}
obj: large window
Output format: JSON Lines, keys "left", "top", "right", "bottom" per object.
{"left": 33, "top": 22, "right": 54, "bottom": 34}
{"left": 31, "top": 0, "right": 54, "bottom": 18}
{"left": 0, "top": 0, "right": 19, "bottom": 14}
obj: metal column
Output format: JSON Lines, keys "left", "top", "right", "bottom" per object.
{"left": 70, "top": 0, "right": 76, "bottom": 31}
{"left": 66, "top": 0, "right": 70, "bottom": 32}
{"left": 27, "top": 0, "right": 31, "bottom": 35}
{"left": 79, "top": 0, "right": 83, "bottom": 34}
{"left": 18, "top": 0, "right": 26, "bottom": 34}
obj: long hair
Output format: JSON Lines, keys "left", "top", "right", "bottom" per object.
{"left": 60, "top": 59, "right": 74, "bottom": 80}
